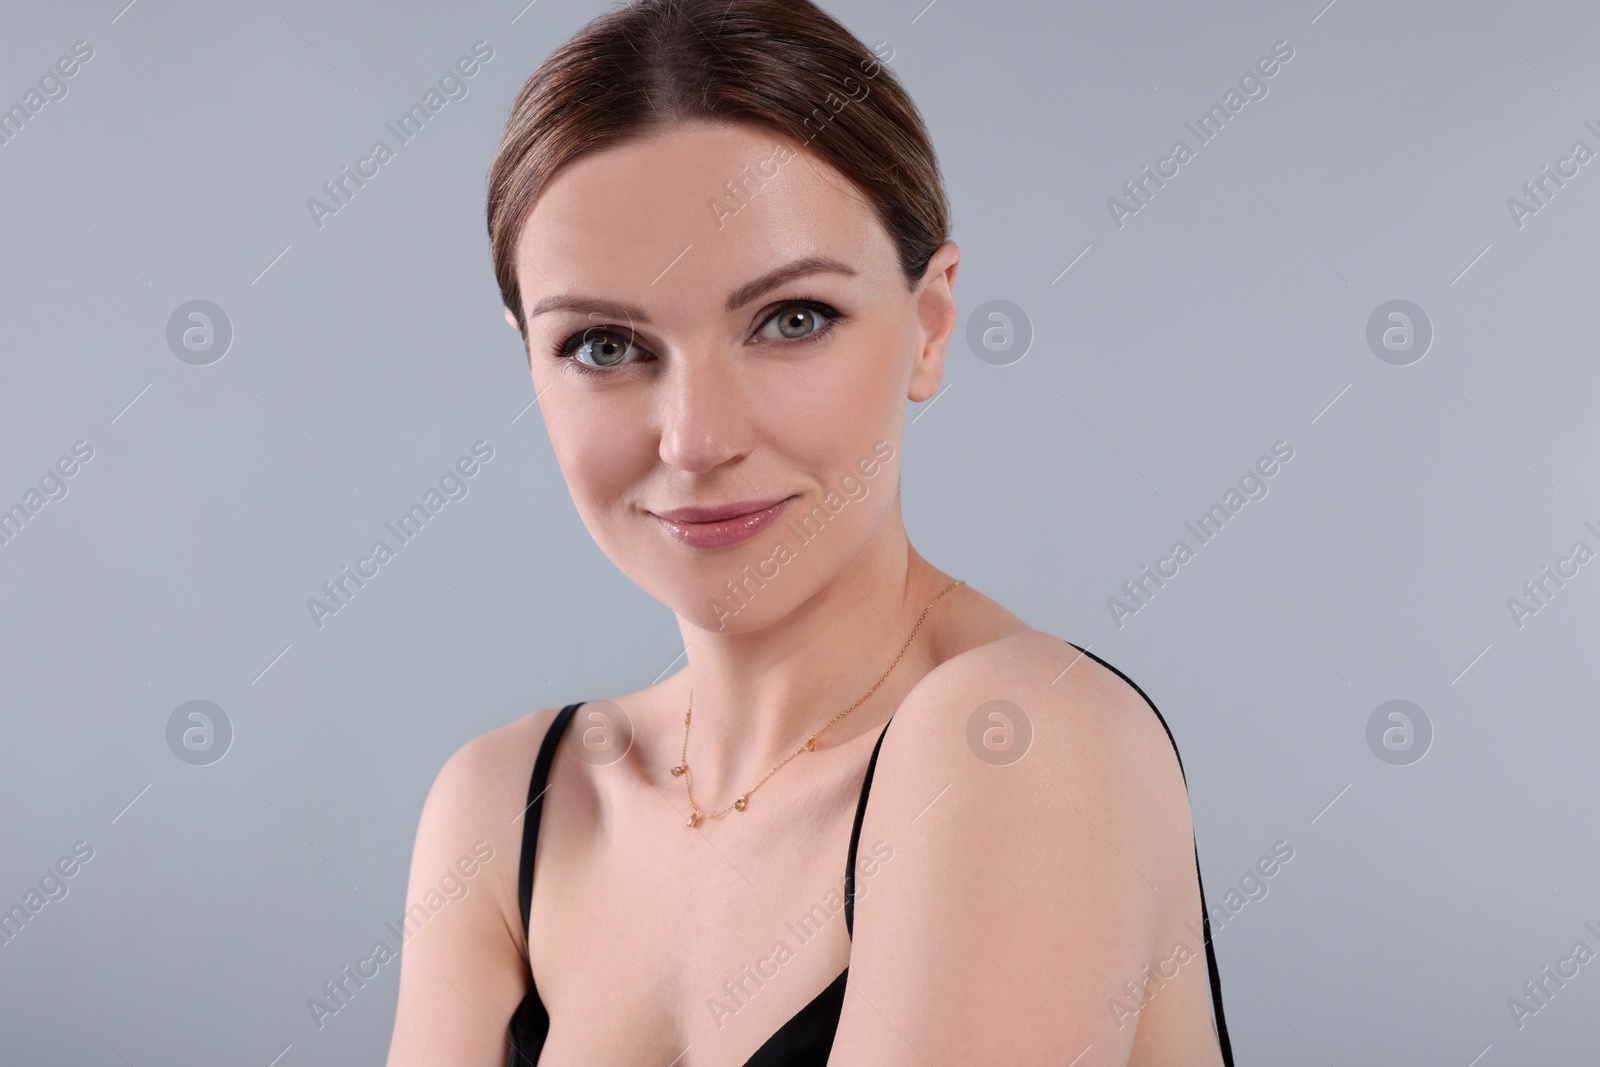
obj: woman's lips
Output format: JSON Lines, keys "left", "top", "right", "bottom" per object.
{"left": 651, "top": 496, "right": 795, "bottom": 549}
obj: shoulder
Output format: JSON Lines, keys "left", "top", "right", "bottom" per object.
{"left": 409, "top": 705, "right": 570, "bottom": 949}
{"left": 883, "top": 631, "right": 1189, "bottom": 813}
{"left": 421, "top": 705, "right": 564, "bottom": 837}
{"left": 388, "top": 704, "right": 571, "bottom": 1063}
{"left": 834, "top": 633, "right": 1198, "bottom": 1057}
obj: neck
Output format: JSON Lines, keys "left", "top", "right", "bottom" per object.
{"left": 668, "top": 512, "right": 954, "bottom": 807}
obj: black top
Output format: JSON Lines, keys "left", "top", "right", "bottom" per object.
{"left": 505, "top": 646, "right": 1234, "bottom": 1066}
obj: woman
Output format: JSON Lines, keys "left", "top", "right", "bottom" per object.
{"left": 387, "top": 1, "right": 1233, "bottom": 1064}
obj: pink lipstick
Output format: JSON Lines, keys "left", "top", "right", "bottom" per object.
{"left": 651, "top": 496, "right": 795, "bottom": 549}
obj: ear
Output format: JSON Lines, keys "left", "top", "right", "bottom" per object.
{"left": 908, "top": 241, "right": 960, "bottom": 403}
{"left": 504, "top": 307, "right": 520, "bottom": 331}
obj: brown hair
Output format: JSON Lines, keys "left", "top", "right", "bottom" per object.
{"left": 485, "top": 0, "right": 950, "bottom": 337}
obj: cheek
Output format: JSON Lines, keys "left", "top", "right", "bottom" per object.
{"left": 767, "top": 326, "right": 905, "bottom": 440}
{"left": 543, "top": 394, "right": 642, "bottom": 502}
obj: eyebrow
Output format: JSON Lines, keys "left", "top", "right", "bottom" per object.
{"left": 525, "top": 255, "right": 859, "bottom": 323}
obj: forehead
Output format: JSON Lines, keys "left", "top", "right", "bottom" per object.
{"left": 514, "top": 122, "right": 891, "bottom": 314}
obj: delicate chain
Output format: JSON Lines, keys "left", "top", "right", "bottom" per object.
{"left": 670, "top": 579, "right": 964, "bottom": 827}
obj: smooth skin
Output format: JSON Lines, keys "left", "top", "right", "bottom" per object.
{"left": 387, "top": 121, "right": 1226, "bottom": 1067}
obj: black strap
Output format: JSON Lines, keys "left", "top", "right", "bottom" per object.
{"left": 1060, "top": 643, "right": 1234, "bottom": 1067}
{"left": 517, "top": 702, "right": 584, "bottom": 939}
{"left": 843, "top": 717, "right": 893, "bottom": 939}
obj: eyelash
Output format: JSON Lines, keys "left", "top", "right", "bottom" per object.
{"left": 548, "top": 297, "right": 845, "bottom": 378}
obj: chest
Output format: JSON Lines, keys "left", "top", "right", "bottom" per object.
{"left": 527, "top": 781, "right": 861, "bottom": 1066}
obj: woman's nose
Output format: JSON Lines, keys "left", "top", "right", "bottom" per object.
{"left": 655, "top": 349, "right": 754, "bottom": 474}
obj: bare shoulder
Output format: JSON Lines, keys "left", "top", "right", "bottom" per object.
{"left": 868, "top": 631, "right": 1194, "bottom": 862}
{"left": 415, "top": 705, "right": 568, "bottom": 946}
{"left": 386, "top": 704, "right": 568, "bottom": 1066}
{"left": 429, "top": 705, "right": 565, "bottom": 816}
{"left": 884, "top": 631, "right": 1189, "bottom": 814}
{"left": 832, "top": 633, "right": 1199, "bottom": 1063}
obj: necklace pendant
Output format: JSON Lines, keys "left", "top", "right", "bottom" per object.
{"left": 670, "top": 764, "right": 686, "bottom": 776}
{"left": 805, "top": 738, "right": 816, "bottom": 752}
{"left": 686, "top": 811, "right": 700, "bottom": 828}
{"left": 733, "top": 794, "right": 748, "bottom": 811}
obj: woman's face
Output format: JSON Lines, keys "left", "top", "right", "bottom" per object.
{"left": 508, "top": 121, "right": 957, "bottom": 632}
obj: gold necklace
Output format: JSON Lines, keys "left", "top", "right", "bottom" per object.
{"left": 670, "top": 579, "right": 964, "bottom": 827}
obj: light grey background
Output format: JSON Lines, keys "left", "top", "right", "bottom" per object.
{"left": 2, "top": 0, "right": 1597, "bottom": 1064}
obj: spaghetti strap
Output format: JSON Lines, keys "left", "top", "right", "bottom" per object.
{"left": 843, "top": 716, "right": 893, "bottom": 939}
{"left": 517, "top": 702, "right": 584, "bottom": 940}
{"left": 505, "top": 702, "right": 584, "bottom": 1067}
{"left": 1060, "top": 643, "right": 1235, "bottom": 1067}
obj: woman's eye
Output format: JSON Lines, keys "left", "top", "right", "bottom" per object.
{"left": 759, "top": 304, "right": 831, "bottom": 342}
{"left": 569, "top": 329, "right": 638, "bottom": 368}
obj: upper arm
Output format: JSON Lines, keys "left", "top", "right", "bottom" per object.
{"left": 386, "top": 714, "right": 548, "bottom": 1067}
{"left": 829, "top": 634, "right": 1197, "bottom": 1066}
